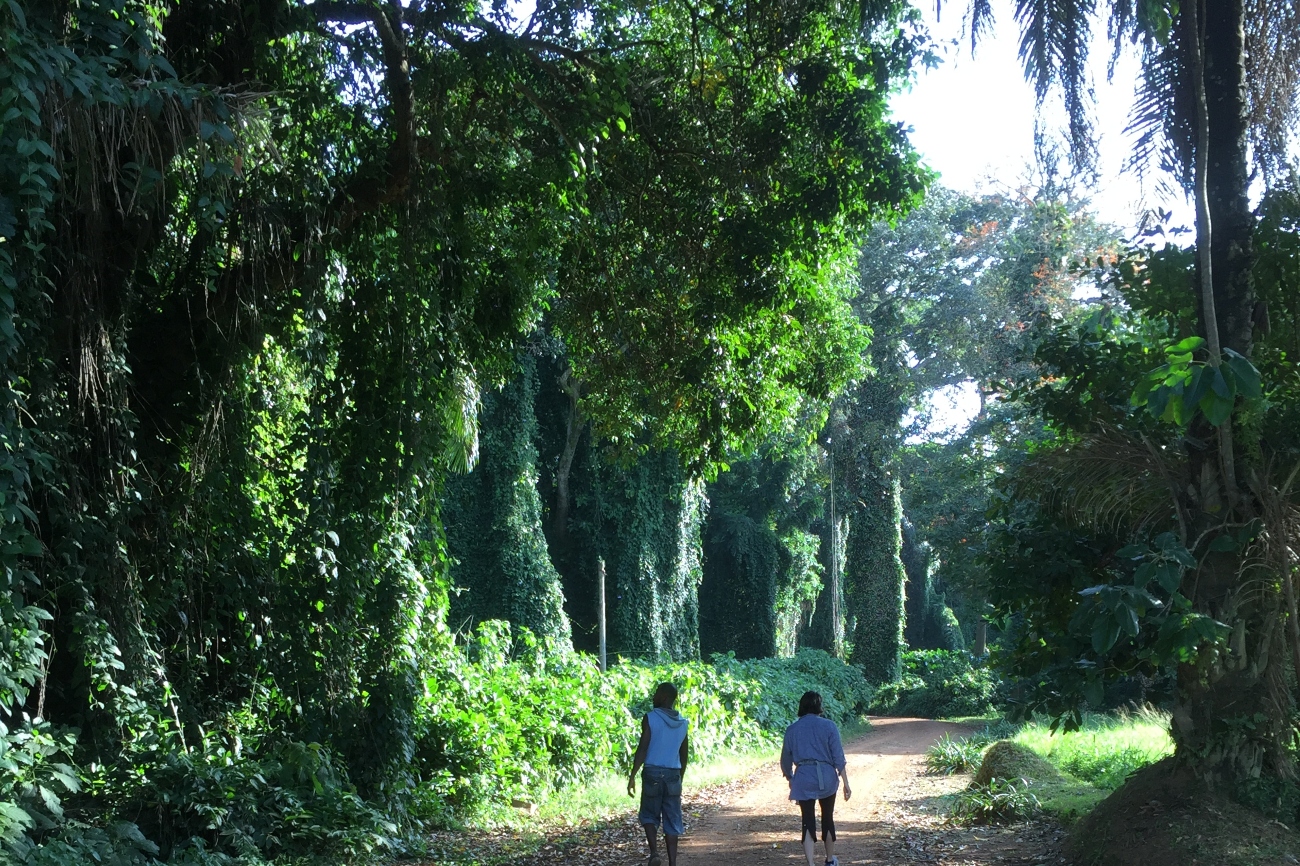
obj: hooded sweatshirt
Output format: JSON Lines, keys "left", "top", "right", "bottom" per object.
{"left": 645, "top": 707, "right": 689, "bottom": 769}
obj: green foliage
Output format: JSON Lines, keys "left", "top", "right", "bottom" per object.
{"left": 872, "top": 650, "right": 998, "bottom": 719}
{"left": 774, "top": 529, "right": 825, "bottom": 658}
{"left": 700, "top": 447, "right": 827, "bottom": 660}
{"left": 902, "top": 520, "right": 964, "bottom": 652}
{"left": 949, "top": 777, "right": 1041, "bottom": 825}
{"left": 925, "top": 733, "right": 986, "bottom": 775}
{"left": 552, "top": 1, "right": 930, "bottom": 468}
{"left": 445, "top": 355, "right": 571, "bottom": 645}
{"left": 1013, "top": 709, "right": 1174, "bottom": 791}
{"left": 94, "top": 736, "right": 402, "bottom": 864}
{"left": 415, "top": 627, "right": 869, "bottom": 821}
{"left": 0, "top": 0, "right": 926, "bottom": 858}
{"left": 712, "top": 649, "right": 875, "bottom": 731}
{"left": 966, "top": 738, "right": 1105, "bottom": 824}
{"left": 846, "top": 472, "right": 907, "bottom": 684}
{"left": 1130, "top": 336, "right": 1263, "bottom": 428}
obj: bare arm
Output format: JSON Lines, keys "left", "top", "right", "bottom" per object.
{"left": 679, "top": 731, "right": 689, "bottom": 782}
{"left": 832, "top": 724, "right": 851, "bottom": 800}
{"left": 627, "top": 716, "right": 651, "bottom": 796}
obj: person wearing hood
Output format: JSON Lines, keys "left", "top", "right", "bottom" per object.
{"left": 628, "top": 682, "right": 690, "bottom": 866}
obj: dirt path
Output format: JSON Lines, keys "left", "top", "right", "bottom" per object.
{"left": 680, "top": 717, "right": 1063, "bottom": 866}
{"left": 428, "top": 718, "right": 1065, "bottom": 865}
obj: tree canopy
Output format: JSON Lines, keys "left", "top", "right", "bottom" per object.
{"left": 0, "top": 0, "right": 931, "bottom": 860}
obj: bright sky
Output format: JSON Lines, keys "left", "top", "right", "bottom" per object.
{"left": 891, "top": 1, "right": 1198, "bottom": 439}
{"left": 890, "top": 0, "right": 1195, "bottom": 234}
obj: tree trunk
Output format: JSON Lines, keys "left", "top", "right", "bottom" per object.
{"left": 1169, "top": 0, "right": 1284, "bottom": 785}
{"left": 1203, "top": 0, "right": 1256, "bottom": 359}
{"left": 846, "top": 470, "right": 906, "bottom": 684}
{"left": 973, "top": 617, "right": 988, "bottom": 658}
{"left": 550, "top": 368, "right": 584, "bottom": 543}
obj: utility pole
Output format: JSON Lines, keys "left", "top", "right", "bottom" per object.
{"left": 597, "top": 557, "right": 607, "bottom": 672}
{"left": 830, "top": 439, "right": 843, "bottom": 659}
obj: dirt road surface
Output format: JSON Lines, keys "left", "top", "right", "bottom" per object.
{"left": 679, "top": 717, "right": 1063, "bottom": 866}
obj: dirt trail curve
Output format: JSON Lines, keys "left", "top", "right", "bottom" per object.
{"left": 678, "top": 717, "right": 1064, "bottom": 866}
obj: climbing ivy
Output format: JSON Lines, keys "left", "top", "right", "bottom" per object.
{"left": 698, "top": 448, "right": 827, "bottom": 660}
{"left": 444, "top": 355, "right": 571, "bottom": 647}
{"left": 902, "top": 519, "right": 964, "bottom": 651}
{"left": 845, "top": 471, "right": 907, "bottom": 684}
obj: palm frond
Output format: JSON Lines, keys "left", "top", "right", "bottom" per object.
{"left": 969, "top": 0, "right": 995, "bottom": 53}
{"left": 1014, "top": 0, "right": 1098, "bottom": 170}
{"left": 1009, "top": 428, "right": 1183, "bottom": 536}
{"left": 1245, "top": 0, "right": 1300, "bottom": 186}
{"left": 1124, "top": 25, "right": 1193, "bottom": 192}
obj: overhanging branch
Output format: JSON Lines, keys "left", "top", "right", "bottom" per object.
{"left": 308, "top": 1, "right": 416, "bottom": 229}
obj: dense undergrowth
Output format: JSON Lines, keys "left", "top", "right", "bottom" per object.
{"left": 10, "top": 623, "right": 871, "bottom": 866}
{"left": 871, "top": 650, "right": 998, "bottom": 719}
{"left": 418, "top": 624, "right": 872, "bottom": 825}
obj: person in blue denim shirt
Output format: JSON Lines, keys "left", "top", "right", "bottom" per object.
{"left": 628, "top": 682, "right": 690, "bottom": 866}
{"left": 781, "top": 691, "right": 851, "bottom": 866}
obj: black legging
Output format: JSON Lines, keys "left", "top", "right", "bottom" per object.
{"left": 798, "top": 794, "right": 836, "bottom": 843}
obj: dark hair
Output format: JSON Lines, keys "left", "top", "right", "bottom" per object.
{"left": 653, "top": 682, "right": 678, "bottom": 709}
{"left": 797, "top": 691, "right": 823, "bottom": 717}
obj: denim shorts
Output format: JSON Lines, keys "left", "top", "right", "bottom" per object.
{"left": 638, "top": 765, "right": 684, "bottom": 836}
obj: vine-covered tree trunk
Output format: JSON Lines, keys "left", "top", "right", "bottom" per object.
{"left": 803, "top": 516, "right": 848, "bottom": 657}
{"left": 846, "top": 470, "right": 906, "bottom": 684}
{"left": 542, "top": 412, "right": 705, "bottom": 661}
{"left": 444, "top": 355, "right": 572, "bottom": 647}
{"left": 603, "top": 453, "right": 705, "bottom": 662}
{"left": 901, "top": 518, "right": 963, "bottom": 651}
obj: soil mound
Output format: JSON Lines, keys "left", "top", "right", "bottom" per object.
{"left": 973, "top": 740, "right": 1061, "bottom": 786}
{"left": 1067, "top": 757, "right": 1300, "bottom": 866}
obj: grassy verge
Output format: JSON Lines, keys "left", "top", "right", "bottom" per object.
{"left": 1012, "top": 708, "right": 1174, "bottom": 792}
{"left": 935, "top": 710, "right": 1174, "bottom": 826}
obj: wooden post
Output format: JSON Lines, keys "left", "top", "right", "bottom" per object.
{"left": 598, "top": 557, "right": 607, "bottom": 672}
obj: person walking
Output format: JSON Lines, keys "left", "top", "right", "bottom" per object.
{"left": 781, "top": 691, "right": 851, "bottom": 866}
{"left": 628, "top": 682, "right": 690, "bottom": 866}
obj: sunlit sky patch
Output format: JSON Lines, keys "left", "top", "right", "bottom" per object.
{"left": 890, "top": 0, "right": 1195, "bottom": 235}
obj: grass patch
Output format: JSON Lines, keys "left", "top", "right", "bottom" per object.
{"left": 1012, "top": 708, "right": 1173, "bottom": 791}
{"left": 927, "top": 733, "right": 986, "bottom": 775}
{"left": 966, "top": 740, "right": 1106, "bottom": 824}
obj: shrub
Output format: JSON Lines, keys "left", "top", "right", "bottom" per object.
{"left": 712, "top": 649, "right": 875, "bottom": 730}
{"left": 925, "top": 733, "right": 985, "bottom": 775}
{"left": 413, "top": 625, "right": 871, "bottom": 823}
{"left": 950, "top": 777, "right": 1041, "bottom": 824}
{"left": 970, "top": 738, "right": 1106, "bottom": 824}
{"left": 871, "top": 650, "right": 998, "bottom": 718}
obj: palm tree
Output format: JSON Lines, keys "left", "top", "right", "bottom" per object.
{"left": 938, "top": 0, "right": 1300, "bottom": 783}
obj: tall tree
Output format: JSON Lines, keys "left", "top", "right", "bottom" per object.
{"left": 841, "top": 184, "right": 1113, "bottom": 677}
{"left": 942, "top": 0, "right": 1300, "bottom": 782}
